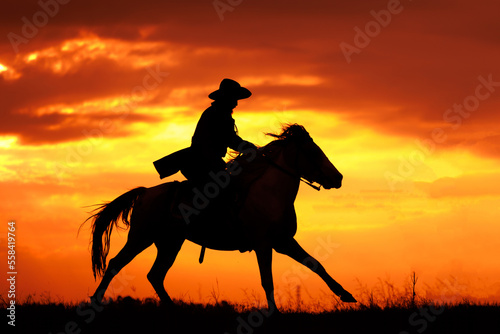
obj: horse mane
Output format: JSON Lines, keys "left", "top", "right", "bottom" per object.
{"left": 228, "top": 123, "right": 310, "bottom": 164}
{"left": 226, "top": 123, "right": 311, "bottom": 181}
{"left": 265, "top": 123, "right": 311, "bottom": 145}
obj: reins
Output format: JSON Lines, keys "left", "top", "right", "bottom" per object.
{"left": 261, "top": 153, "right": 321, "bottom": 191}
{"left": 301, "top": 178, "right": 322, "bottom": 191}
{"left": 199, "top": 142, "right": 321, "bottom": 265}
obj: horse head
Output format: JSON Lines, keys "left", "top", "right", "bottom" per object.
{"left": 297, "top": 137, "right": 343, "bottom": 189}
{"left": 269, "top": 124, "right": 343, "bottom": 190}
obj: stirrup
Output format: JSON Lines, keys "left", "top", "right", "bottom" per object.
{"left": 198, "top": 245, "right": 206, "bottom": 264}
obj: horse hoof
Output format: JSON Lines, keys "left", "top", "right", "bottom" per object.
{"left": 340, "top": 291, "right": 357, "bottom": 303}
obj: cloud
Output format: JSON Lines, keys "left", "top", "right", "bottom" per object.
{"left": 1, "top": 35, "right": 173, "bottom": 144}
{"left": 2, "top": 0, "right": 499, "bottom": 151}
{"left": 415, "top": 173, "right": 500, "bottom": 198}
{"left": 1, "top": 0, "right": 499, "bottom": 155}
{"left": 3, "top": 110, "right": 161, "bottom": 145}
{"left": 3, "top": 0, "right": 500, "bottom": 307}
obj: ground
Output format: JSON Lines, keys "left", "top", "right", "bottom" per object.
{"left": 5, "top": 297, "right": 500, "bottom": 334}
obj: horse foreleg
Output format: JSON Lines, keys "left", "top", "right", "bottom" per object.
{"left": 91, "top": 237, "right": 152, "bottom": 304}
{"left": 255, "top": 247, "right": 280, "bottom": 314}
{"left": 274, "top": 238, "right": 357, "bottom": 303}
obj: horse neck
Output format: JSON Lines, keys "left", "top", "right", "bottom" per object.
{"left": 259, "top": 148, "right": 301, "bottom": 203}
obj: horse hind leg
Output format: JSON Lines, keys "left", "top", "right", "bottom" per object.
{"left": 92, "top": 236, "right": 152, "bottom": 304}
{"left": 147, "top": 235, "right": 185, "bottom": 306}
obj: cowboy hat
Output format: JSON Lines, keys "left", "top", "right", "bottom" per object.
{"left": 208, "top": 78, "right": 252, "bottom": 100}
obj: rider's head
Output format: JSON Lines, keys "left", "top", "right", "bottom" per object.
{"left": 209, "top": 79, "right": 251, "bottom": 109}
{"left": 215, "top": 98, "right": 238, "bottom": 110}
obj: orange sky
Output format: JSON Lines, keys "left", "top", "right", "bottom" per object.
{"left": 1, "top": 0, "right": 500, "bottom": 308}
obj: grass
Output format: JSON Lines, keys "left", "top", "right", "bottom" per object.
{"left": 3, "top": 273, "right": 499, "bottom": 333}
{"left": 3, "top": 291, "right": 500, "bottom": 334}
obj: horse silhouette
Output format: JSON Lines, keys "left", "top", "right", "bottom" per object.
{"left": 85, "top": 124, "right": 356, "bottom": 314}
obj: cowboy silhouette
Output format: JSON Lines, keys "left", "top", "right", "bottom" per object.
{"left": 154, "top": 79, "right": 256, "bottom": 184}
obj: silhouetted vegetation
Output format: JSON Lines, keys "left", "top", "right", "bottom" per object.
{"left": 3, "top": 292, "right": 499, "bottom": 334}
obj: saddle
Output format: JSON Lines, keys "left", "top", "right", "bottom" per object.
{"left": 170, "top": 179, "right": 241, "bottom": 225}
{"left": 163, "top": 149, "right": 270, "bottom": 223}
{"left": 167, "top": 178, "right": 251, "bottom": 262}
{"left": 157, "top": 150, "right": 272, "bottom": 262}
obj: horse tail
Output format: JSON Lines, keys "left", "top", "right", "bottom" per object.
{"left": 84, "top": 187, "right": 147, "bottom": 279}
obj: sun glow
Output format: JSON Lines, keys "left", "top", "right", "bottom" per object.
{"left": 17, "top": 35, "right": 175, "bottom": 76}
{"left": 0, "top": 136, "right": 17, "bottom": 148}
{"left": 0, "top": 63, "right": 21, "bottom": 80}
{"left": 2, "top": 0, "right": 500, "bottom": 309}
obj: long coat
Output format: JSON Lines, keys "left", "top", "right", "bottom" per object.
{"left": 153, "top": 102, "right": 248, "bottom": 180}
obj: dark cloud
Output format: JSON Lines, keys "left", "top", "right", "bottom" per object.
{"left": 1, "top": 0, "right": 499, "bottom": 152}
{"left": 0, "top": 54, "right": 170, "bottom": 144}
{"left": 2, "top": 111, "right": 159, "bottom": 145}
